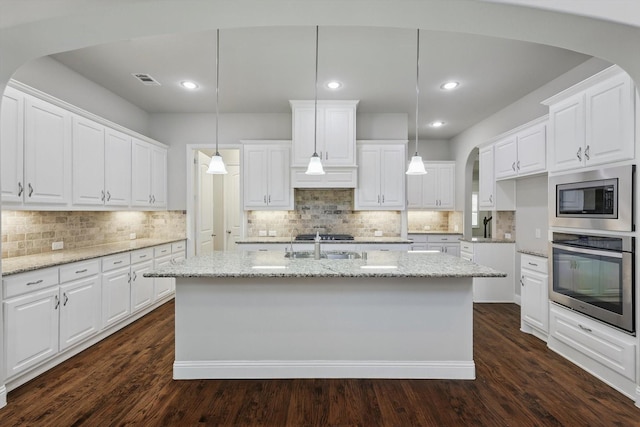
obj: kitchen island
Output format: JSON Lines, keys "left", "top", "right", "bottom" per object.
{"left": 146, "top": 250, "right": 505, "bottom": 380}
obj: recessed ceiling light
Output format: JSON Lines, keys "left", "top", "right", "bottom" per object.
{"left": 440, "top": 81, "right": 459, "bottom": 90}
{"left": 430, "top": 121, "right": 445, "bottom": 128}
{"left": 326, "top": 81, "right": 342, "bottom": 90}
{"left": 180, "top": 81, "right": 199, "bottom": 90}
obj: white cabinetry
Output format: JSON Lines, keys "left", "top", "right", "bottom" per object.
{"left": 520, "top": 254, "right": 549, "bottom": 340}
{"left": 131, "top": 138, "right": 167, "bottom": 208}
{"left": 478, "top": 145, "right": 515, "bottom": 210}
{"left": 130, "top": 249, "right": 155, "bottom": 313}
{"left": 153, "top": 244, "right": 174, "bottom": 300}
{"left": 459, "top": 240, "right": 515, "bottom": 302}
{"left": 101, "top": 253, "right": 132, "bottom": 328}
{"left": 426, "top": 234, "right": 460, "bottom": 257}
{"left": 1, "top": 86, "right": 25, "bottom": 203}
{"left": 494, "top": 120, "right": 547, "bottom": 180}
{"left": 355, "top": 142, "right": 406, "bottom": 210}
{"left": 406, "top": 162, "right": 455, "bottom": 209}
{"left": 545, "top": 66, "right": 635, "bottom": 172}
{"left": 242, "top": 142, "right": 293, "bottom": 210}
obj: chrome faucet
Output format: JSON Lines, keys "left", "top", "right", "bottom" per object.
{"left": 289, "top": 228, "right": 298, "bottom": 254}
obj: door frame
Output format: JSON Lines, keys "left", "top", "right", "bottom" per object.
{"left": 185, "top": 143, "right": 244, "bottom": 258}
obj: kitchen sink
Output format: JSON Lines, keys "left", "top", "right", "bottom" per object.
{"left": 284, "top": 251, "right": 361, "bottom": 259}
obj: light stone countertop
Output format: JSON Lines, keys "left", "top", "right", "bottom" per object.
{"left": 145, "top": 250, "right": 506, "bottom": 279}
{"left": 518, "top": 249, "right": 549, "bottom": 258}
{"left": 407, "top": 231, "right": 463, "bottom": 235}
{"left": 459, "top": 237, "right": 516, "bottom": 244}
{"left": 2, "top": 237, "right": 186, "bottom": 276}
{"left": 236, "top": 237, "right": 412, "bottom": 244}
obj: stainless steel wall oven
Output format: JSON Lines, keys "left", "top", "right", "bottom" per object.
{"left": 550, "top": 232, "right": 635, "bottom": 333}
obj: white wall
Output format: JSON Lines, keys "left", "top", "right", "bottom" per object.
{"left": 515, "top": 175, "right": 549, "bottom": 254}
{"left": 11, "top": 57, "right": 149, "bottom": 135}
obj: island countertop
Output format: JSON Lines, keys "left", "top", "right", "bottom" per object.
{"left": 145, "top": 250, "right": 506, "bottom": 279}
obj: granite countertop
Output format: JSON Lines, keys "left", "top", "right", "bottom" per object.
{"left": 145, "top": 250, "right": 506, "bottom": 279}
{"left": 2, "top": 237, "right": 186, "bottom": 276}
{"left": 236, "top": 237, "right": 412, "bottom": 244}
{"left": 459, "top": 237, "right": 516, "bottom": 244}
{"left": 518, "top": 249, "right": 549, "bottom": 258}
{"left": 407, "top": 231, "right": 463, "bottom": 235}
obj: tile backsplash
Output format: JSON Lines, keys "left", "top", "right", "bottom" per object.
{"left": 407, "top": 211, "right": 463, "bottom": 233}
{"left": 495, "top": 210, "right": 516, "bottom": 240}
{"left": 247, "top": 189, "right": 401, "bottom": 238}
{"left": 1, "top": 210, "right": 186, "bottom": 259}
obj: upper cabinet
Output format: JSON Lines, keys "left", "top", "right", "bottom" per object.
{"left": 1, "top": 87, "right": 25, "bottom": 204}
{"left": 544, "top": 66, "right": 635, "bottom": 172}
{"left": 494, "top": 120, "right": 547, "bottom": 180}
{"left": 406, "top": 161, "right": 455, "bottom": 210}
{"left": 290, "top": 100, "right": 359, "bottom": 188}
{"left": 355, "top": 141, "right": 406, "bottom": 210}
{"left": 242, "top": 142, "right": 293, "bottom": 210}
{"left": 479, "top": 146, "right": 495, "bottom": 209}
{"left": 131, "top": 138, "right": 167, "bottom": 208}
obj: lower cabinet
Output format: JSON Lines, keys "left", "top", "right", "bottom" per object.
{"left": 130, "top": 249, "right": 155, "bottom": 313}
{"left": 101, "top": 254, "right": 132, "bottom": 328}
{"left": 520, "top": 254, "right": 549, "bottom": 339}
{"left": 409, "top": 234, "right": 461, "bottom": 256}
{"left": 459, "top": 240, "right": 515, "bottom": 302}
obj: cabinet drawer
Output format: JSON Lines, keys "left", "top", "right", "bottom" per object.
{"left": 408, "top": 234, "right": 428, "bottom": 244}
{"left": 171, "top": 241, "right": 186, "bottom": 253}
{"left": 131, "top": 248, "right": 153, "bottom": 264}
{"left": 550, "top": 304, "right": 636, "bottom": 381}
{"left": 521, "top": 254, "right": 548, "bottom": 274}
{"left": 3, "top": 267, "right": 59, "bottom": 299}
{"left": 154, "top": 244, "right": 172, "bottom": 258}
{"left": 460, "top": 241, "right": 473, "bottom": 253}
{"left": 60, "top": 260, "right": 100, "bottom": 283}
{"left": 102, "top": 253, "right": 131, "bottom": 272}
{"left": 426, "top": 234, "right": 461, "bottom": 243}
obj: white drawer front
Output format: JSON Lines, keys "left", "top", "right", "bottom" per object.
{"left": 131, "top": 248, "right": 153, "bottom": 264}
{"left": 3, "top": 267, "right": 59, "bottom": 299}
{"left": 407, "top": 234, "right": 428, "bottom": 244}
{"left": 426, "top": 234, "right": 460, "bottom": 243}
{"left": 102, "top": 253, "right": 131, "bottom": 272}
{"left": 521, "top": 254, "right": 548, "bottom": 274}
{"left": 550, "top": 305, "right": 636, "bottom": 381}
{"left": 460, "top": 242, "right": 473, "bottom": 253}
{"left": 60, "top": 260, "right": 100, "bottom": 283}
{"left": 171, "top": 241, "right": 186, "bottom": 253}
{"left": 154, "top": 244, "right": 172, "bottom": 258}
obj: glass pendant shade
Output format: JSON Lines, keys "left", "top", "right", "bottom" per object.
{"left": 406, "top": 155, "right": 427, "bottom": 175}
{"left": 207, "top": 153, "right": 228, "bottom": 174}
{"left": 305, "top": 153, "right": 325, "bottom": 175}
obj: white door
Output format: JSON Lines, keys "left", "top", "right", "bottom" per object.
{"left": 379, "top": 145, "right": 405, "bottom": 209}
{"left": 406, "top": 174, "right": 423, "bottom": 208}
{"left": 522, "top": 270, "right": 548, "bottom": 333}
{"left": 131, "top": 138, "right": 152, "bottom": 206}
{"left": 516, "top": 123, "right": 547, "bottom": 176}
{"left": 493, "top": 135, "right": 517, "bottom": 180}
{"left": 153, "top": 256, "right": 174, "bottom": 300}
{"left": 59, "top": 276, "right": 101, "bottom": 351}
{"left": 438, "top": 163, "right": 455, "bottom": 209}
{"left": 196, "top": 152, "right": 214, "bottom": 255}
{"left": 131, "top": 260, "right": 154, "bottom": 312}
{"left": 355, "top": 145, "right": 381, "bottom": 208}
{"left": 478, "top": 146, "right": 495, "bottom": 209}
{"left": 101, "top": 266, "right": 131, "bottom": 328}
{"left": 150, "top": 146, "right": 167, "bottom": 207}
{"left": 1, "top": 87, "right": 25, "bottom": 204}
{"left": 72, "top": 116, "right": 105, "bottom": 205}
{"left": 224, "top": 164, "right": 241, "bottom": 251}
{"left": 266, "top": 147, "right": 290, "bottom": 207}
{"left": 421, "top": 163, "right": 440, "bottom": 208}
{"left": 549, "top": 94, "right": 585, "bottom": 172}
{"left": 104, "top": 128, "right": 131, "bottom": 206}
{"left": 323, "top": 107, "right": 355, "bottom": 166}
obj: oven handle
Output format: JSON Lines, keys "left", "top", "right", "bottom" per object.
{"left": 551, "top": 243, "right": 623, "bottom": 259}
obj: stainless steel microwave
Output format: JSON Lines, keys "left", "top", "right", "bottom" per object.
{"left": 549, "top": 165, "right": 635, "bottom": 232}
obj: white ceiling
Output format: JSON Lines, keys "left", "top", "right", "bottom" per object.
{"left": 49, "top": 26, "right": 590, "bottom": 140}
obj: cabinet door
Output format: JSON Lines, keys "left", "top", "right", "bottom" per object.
{"left": 104, "top": 128, "right": 131, "bottom": 206}
{"left": 101, "top": 266, "right": 131, "bottom": 328}
{"left": 521, "top": 269, "right": 548, "bottom": 333}
{"left": 5, "top": 287, "right": 59, "bottom": 378}
{"left": 421, "top": 163, "right": 439, "bottom": 208}
{"left": 291, "top": 106, "right": 317, "bottom": 167}
{"left": 1, "top": 87, "right": 25, "bottom": 203}
{"left": 72, "top": 116, "right": 105, "bottom": 205}
{"left": 323, "top": 107, "right": 355, "bottom": 166}
{"left": 379, "top": 145, "right": 406, "bottom": 209}
{"left": 549, "top": 94, "right": 585, "bottom": 172}
{"left": 585, "top": 73, "right": 634, "bottom": 166}
{"left": 24, "top": 95, "right": 71, "bottom": 205}
{"left": 494, "top": 136, "right": 518, "bottom": 180}
{"left": 478, "top": 146, "right": 495, "bottom": 209}
{"left": 131, "top": 260, "right": 154, "bottom": 313}
{"left": 437, "top": 163, "right": 455, "bottom": 209}
{"left": 151, "top": 146, "right": 167, "bottom": 207}
{"left": 266, "top": 147, "right": 291, "bottom": 208}
{"left": 516, "top": 123, "right": 547, "bottom": 176}
{"left": 406, "top": 174, "right": 423, "bottom": 208}
{"left": 131, "top": 138, "right": 152, "bottom": 207}
{"left": 59, "top": 276, "right": 101, "bottom": 351}
{"left": 443, "top": 244, "right": 460, "bottom": 257}
{"left": 153, "top": 255, "right": 174, "bottom": 300}
{"left": 242, "top": 145, "right": 268, "bottom": 208}
{"left": 355, "top": 145, "right": 381, "bottom": 208}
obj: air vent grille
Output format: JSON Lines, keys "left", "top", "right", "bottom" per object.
{"left": 132, "top": 73, "right": 161, "bottom": 86}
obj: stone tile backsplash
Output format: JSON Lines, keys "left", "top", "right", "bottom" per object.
{"left": 1, "top": 210, "right": 186, "bottom": 259}
{"left": 495, "top": 210, "right": 516, "bottom": 240}
{"left": 407, "top": 210, "right": 463, "bottom": 233}
{"left": 247, "top": 189, "right": 401, "bottom": 237}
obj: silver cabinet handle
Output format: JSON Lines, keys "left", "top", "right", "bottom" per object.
{"left": 520, "top": 275, "right": 524, "bottom": 287}
{"left": 517, "top": 160, "right": 520, "bottom": 170}
{"left": 578, "top": 324, "right": 592, "bottom": 333}
{"left": 268, "top": 195, "right": 271, "bottom": 203}
{"left": 489, "top": 195, "right": 493, "bottom": 203}
{"left": 139, "top": 254, "right": 147, "bottom": 258}
{"left": 512, "top": 162, "right": 516, "bottom": 171}
{"left": 17, "top": 182, "right": 23, "bottom": 197}
{"left": 26, "top": 279, "right": 43, "bottom": 286}
{"left": 28, "top": 183, "right": 33, "bottom": 197}
{"left": 528, "top": 262, "right": 538, "bottom": 267}
{"left": 382, "top": 195, "right": 385, "bottom": 203}
{"left": 576, "top": 146, "right": 582, "bottom": 161}
{"left": 377, "top": 195, "right": 380, "bottom": 204}
{"left": 263, "top": 195, "right": 267, "bottom": 203}
{"left": 584, "top": 145, "right": 590, "bottom": 160}
{"left": 101, "top": 190, "right": 105, "bottom": 202}
{"left": 106, "top": 191, "right": 111, "bottom": 201}
{"left": 132, "top": 272, "right": 137, "bottom": 281}
{"left": 127, "top": 272, "right": 131, "bottom": 284}
{"left": 75, "top": 269, "right": 88, "bottom": 274}
{"left": 63, "top": 292, "right": 69, "bottom": 306}
{"left": 114, "top": 260, "right": 123, "bottom": 265}
{"left": 54, "top": 295, "right": 60, "bottom": 310}
{"left": 149, "top": 194, "right": 153, "bottom": 204}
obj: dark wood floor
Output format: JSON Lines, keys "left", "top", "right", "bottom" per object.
{"left": 1, "top": 301, "right": 638, "bottom": 426}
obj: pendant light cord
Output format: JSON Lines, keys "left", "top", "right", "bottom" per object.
{"left": 215, "top": 29, "right": 220, "bottom": 157}
{"left": 313, "top": 25, "right": 319, "bottom": 156}
{"left": 414, "top": 28, "right": 420, "bottom": 157}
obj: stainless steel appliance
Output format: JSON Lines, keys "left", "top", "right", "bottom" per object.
{"left": 550, "top": 232, "right": 635, "bottom": 333}
{"left": 549, "top": 165, "right": 635, "bottom": 232}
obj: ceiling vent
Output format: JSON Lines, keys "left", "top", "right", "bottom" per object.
{"left": 132, "top": 73, "right": 161, "bottom": 86}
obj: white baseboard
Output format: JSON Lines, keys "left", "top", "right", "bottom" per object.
{"left": 173, "top": 360, "right": 476, "bottom": 380}
{"left": 0, "top": 385, "right": 6, "bottom": 409}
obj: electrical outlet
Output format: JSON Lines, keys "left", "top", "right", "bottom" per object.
{"left": 259, "top": 230, "right": 267, "bottom": 237}
{"left": 374, "top": 230, "right": 383, "bottom": 237}
{"left": 423, "top": 225, "right": 431, "bottom": 230}
{"left": 535, "top": 228, "right": 541, "bottom": 239}
{"left": 505, "top": 233, "right": 512, "bottom": 240}
{"left": 268, "top": 230, "right": 277, "bottom": 237}
{"left": 454, "top": 225, "right": 459, "bottom": 232}
{"left": 129, "top": 233, "right": 137, "bottom": 240}
{"left": 52, "top": 241, "right": 64, "bottom": 251}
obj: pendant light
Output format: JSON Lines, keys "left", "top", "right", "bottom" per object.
{"left": 207, "top": 29, "right": 228, "bottom": 174}
{"left": 406, "top": 29, "right": 427, "bottom": 175}
{"left": 305, "top": 25, "right": 326, "bottom": 175}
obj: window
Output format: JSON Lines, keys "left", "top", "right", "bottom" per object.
{"left": 472, "top": 192, "right": 479, "bottom": 228}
